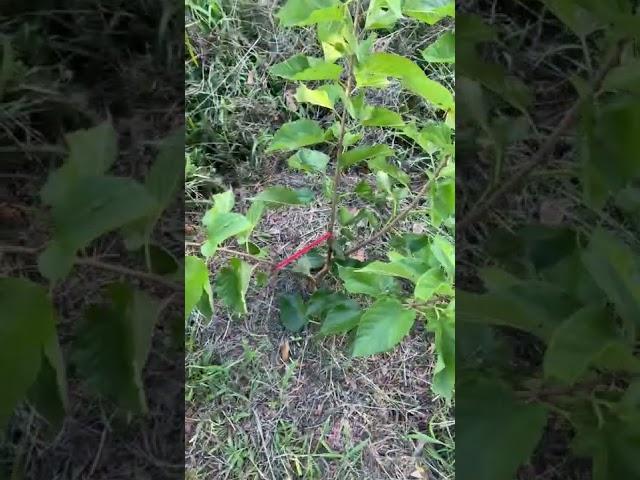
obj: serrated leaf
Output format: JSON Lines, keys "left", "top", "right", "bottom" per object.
{"left": 185, "top": 256, "right": 212, "bottom": 319}
{"left": 457, "top": 376, "right": 548, "bottom": 480}
{"left": 72, "top": 283, "right": 161, "bottom": 413}
{"left": 422, "top": 31, "right": 455, "bottom": 63}
{"left": 215, "top": 258, "right": 253, "bottom": 315}
{"left": 287, "top": 149, "right": 330, "bottom": 173}
{"left": 269, "top": 54, "right": 342, "bottom": 81}
{"left": 338, "top": 265, "right": 400, "bottom": 296}
{"left": 339, "top": 144, "right": 394, "bottom": 169}
{"left": 306, "top": 289, "right": 347, "bottom": 317}
{"left": 352, "top": 298, "right": 416, "bottom": 356}
{"left": 367, "top": 157, "right": 410, "bottom": 186}
{"left": 431, "top": 175, "right": 454, "bottom": 227}
{"left": 430, "top": 236, "right": 454, "bottom": 277}
{"left": 317, "top": 19, "right": 356, "bottom": 62}
{"left": 279, "top": 293, "right": 308, "bottom": 332}
{"left": 415, "top": 267, "right": 448, "bottom": 300}
{"left": 320, "top": 302, "right": 362, "bottom": 335}
{"left": 266, "top": 119, "right": 326, "bottom": 152}
{"left": 294, "top": 83, "right": 343, "bottom": 110}
{"left": 365, "top": 0, "right": 403, "bottom": 30}
{"left": 253, "top": 186, "right": 315, "bottom": 206}
{"left": 582, "top": 229, "right": 640, "bottom": 329}
{"left": 236, "top": 201, "right": 266, "bottom": 244}
{"left": 357, "top": 52, "right": 453, "bottom": 110}
{"left": 276, "top": 0, "right": 343, "bottom": 26}
{"left": 427, "top": 305, "right": 455, "bottom": 400}
{"left": 356, "top": 260, "right": 421, "bottom": 283}
{"left": 403, "top": 0, "right": 454, "bottom": 24}
{"left": 0, "top": 278, "right": 60, "bottom": 430}
{"left": 201, "top": 212, "right": 251, "bottom": 258}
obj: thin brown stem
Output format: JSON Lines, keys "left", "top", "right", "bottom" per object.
{"left": 1, "top": 245, "right": 181, "bottom": 290}
{"left": 346, "top": 156, "right": 450, "bottom": 256}
{"left": 457, "top": 41, "right": 624, "bottom": 233}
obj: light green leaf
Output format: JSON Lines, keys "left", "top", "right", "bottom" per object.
{"left": 457, "top": 376, "right": 548, "bottom": 480}
{"left": 367, "top": 157, "right": 410, "bottom": 186}
{"left": 276, "top": 0, "right": 344, "bottom": 26}
{"left": 431, "top": 236, "right": 454, "bottom": 277}
{"left": 279, "top": 293, "right": 309, "bottom": 332}
{"left": 287, "top": 149, "right": 330, "bottom": 173}
{"left": 427, "top": 305, "right": 455, "bottom": 400}
{"left": 266, "top": 119, "right": 326, "bottom": 152}
{"left": 431, "top": 174, "right": 454, "bottom": 227}
{"left": 215, "top": 258, "right": 253, "bottom": 315}
{"left": 356, "top": 260, "right": 421, "bottom": 283}
{"left": 201, "top": 212, "right": 251, "bottom": 258}
{"left": 339, "top": 144, "right": 394, "bottom": 169}
{"left": 422, "top": 31, "right": 455, "bottom": 63}
{"left": 365, "top": 0, "right": 403, "bottom": 30}
{"left": 317, "top": 19, "right": 356, "bottom": 62}
{"left": 0, "top": 278, "right": 58, "bottom": 430}
{"left": 415, "top": 267, "right": 448, "bottom": 300}
{"left": 236, "top": 201, "right": 266, "bottom": 244}
{"left": 352, "top": 298, "right": 416, "bottom": 356}
{"left": 320, "top": 301, "right": 362, "bottom": 335}
{"left": 252, "top": 186, "right": 315, "bottom": 206}
{"left": 185, "top": 256, "right": 212, "bottom": 319}
{"left": 403, "top": 0, "right": 454, "bottom": 24}
{"left": 338, "top": 265, "right": 400, "bottom": 296}
{"left": 294, "top": 83, "right": 343, "bottom": 109}
{"left": 269, "top": 54, "right": 342, "bottom": 81}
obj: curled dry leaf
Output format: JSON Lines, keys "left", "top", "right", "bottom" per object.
{"left": 285, "top": 89, "right": 298, "bottom": 111}
{"left": 279, "top": 338, "right": 290, "bottom": 363}
{"left": 352, "top": 249, "right": 366, "bottom": 261}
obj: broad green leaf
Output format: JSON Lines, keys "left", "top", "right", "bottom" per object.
{"left": 422, "top": 31, "right": 455, "bottom": 63}
{"left": 365, "top": 0, "right": 403, "bottom": 30}
{"left": 276, "top": 0, "right": 343, "bottom": 26}
{"left": 403, "top": 0, "right": 454, "bottom": 24}
{"left": 602, "top": 60, "right": 640, "bottom": 93}
{"left": 185, "top": 256, "right": 212, "bottom": 319}
{"left": 431, "top": 236, "right": 454, "bottom": 277}
{"left": 457, "top": 376, "right": 548, "bottom": 480}
{"left": 201, "top": 212, "right": 251, "bottom": 257}
{"left": 415, "top": 267, "right": 447, "bottom": 300}
{"left": 338, "top": 265, "right": 400, "bottom": 296}
{"left": 205, "top": 189, "right": 235, "bottom": 219}
{"left": 279, "top": 293, "right": 308, "bottom": 332}
{"left": 360, "top": 106, "right": 405, "bottom": 127}
{"left": 367, "top": 157, "right": 410, "bottom": 186}
{"left": 317, "top": 19, "right": 356, "bottom": 63}
{"left": 215, "top": 258, "right": 253, "bottom": 315}
{"left": 431, "top": 175, "right": 454, "bottom": 227}
{"left": 269, "top": 54, "right": 342, "bottom": 81}
{"left": 294, "top": 83, "right": 343, "bottom": 109}
{"left": 339, "top": 144, "right": 394, "bottom": 169}
{"left": 541, "top": 0, "right": 602, "bottom": 38}
{"left": 287, "top": 149, "right": 330, "bottom": 173}
{"left": 352, "top": 298, "right": 416, "bottom": 356}
{"left": 266, "top": 119, "right": 325, "bottom": 152}
{"left": 121, "top": 127, "right": 184, "bottom": 249}
{"left": 135, "top": 243, "right": 179, "bottom": 276}
{"left": 582, "top": 229, "right": 640, "bottom": 329}
{"left": 402, "top": 122, "right": 453, "bottom": 155}
{"left": 236, "top": 201, "right": 266, "bottom": 244}
{"left": 0, "top": 278, "right": 58, "bottom": 430}
{"left": 39, "top": 176, "right": 156, "bottom": 281}
{"left": 41, "top": 121, "right": 118, "bottom": 205}
{"left": 72, "top": 283, "right": 161, "bottom": 413}
{"left": 427, "top": 304, "right": 455, "bottom": 400}
{"left": 253, "top": 186, "right": 315, "bottom": 206}
{"left": 320, "top": 302, "right": 362, "bottom": 335}
{"left": 544, "top": 305, "right": 640, "bottom": 384}
{"left": 356, "top": 260, "right": 421, "bottom": 283}
{"left": 357, "top": 53, "right": 453, "bottom": 110}
{"left": 306, "top": 290, "right": 349, "bottom": 317}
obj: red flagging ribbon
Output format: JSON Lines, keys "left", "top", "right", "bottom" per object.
{"left": 273, "top": 232, "right": 333, "bottom": 271}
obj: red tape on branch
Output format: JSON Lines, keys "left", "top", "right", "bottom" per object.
{"left": 273, "top": 232, "right": 333, "bottom": 271}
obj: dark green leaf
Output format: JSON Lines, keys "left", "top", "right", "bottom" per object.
{"left": 320, "top": 302, "right": 362, "bottom": 335}
{"left": 269, "top": 55, "right": 342, "bottom": 81}
{"left": 279, "top": 293, "right": 309, "bottom": 332}
{"left": 252, "top": 186, "right": 315, "bottom": 206}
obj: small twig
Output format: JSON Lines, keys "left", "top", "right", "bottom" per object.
{"left": 345, "top": 157, "right": 450, "bottom": 256}
{"left": 457, "top": 41, "right": 624, "bottom": 233}
{"left": 217, "top": 247, "right": 275, "bottom": 266}
{"left": 1, "top": 245, "right": 181, "bottom": 290}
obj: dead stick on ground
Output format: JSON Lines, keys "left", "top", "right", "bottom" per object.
{"left": 1, "top": 245, "right": 182, "bottom": 290}
{"left": 457, "top": 42, "right": 624, "bottom": 233}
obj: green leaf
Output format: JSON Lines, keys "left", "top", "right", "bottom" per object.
{"left": 320, "top": 302, "right": 362, "bottom": 335}
{"left": 215, "top": 258, "right": 253, "bottom": 315}
{"left": 266, "top": 119, "right": 326, "bottom": 152}
{"left": 339, "top": 144, "right": 394, "bottom": 169}
{"left": 431, "top": 174, "right": 455, "bottom": 227}
{"left": 352, "top": 298, "right": 416, "bottom": 356}
{"left": 185, "top": 256, "right": 212, "bottom": 319}
{"left": 201, "top": 212, "right": 251, "bottom": 258}
{"left": 252, "top": 186, "right": 315, "bottom": 206}
{"left": 544, "top": 305, "right": 640, "bottom": 385}
{"left": 402, "top": 0, "right": 454, "bottom": 25}
{"left": 357, "top": 53, "right": 453, "bottom": 110}
{"left": 276, "top": 0, "right": 344, "bottom": 26}
{"left": 317, "top": 19, "right": 356, "bottom": 63}
{"left": 427, "top": 304, "right": 455, "bottom": 400}
{"left": 136, "top": 244, "right": 179, "bottom": 276}
{"left": 294, "top": 83, "right": 343, "bottom": 109}
{"left": 287, "top": 149, "right": 330, "bottom": 173}
{"left": 41, "top": 122, "right": 118, "bottom": 205}
{"left": 269, "top": 54, "right": 342, "bottom": 81}
{"left": 279, "top": 293, "right": 309, "bottom": 332}
{"left": 72, "top": 284, "right": 161, "bottom": 413}
{"left": 430, "top": 236, "right": 454, "bottom": 277}
{"left": 457, "top": 376, "right": 548, "bottom": 480}
{"left": 355, "top": 260, "right": 421, "bottom": 283}
{"left": 422, "top": 31, "right": 455, "bottom": 63}
{"left": 0, "top": 278, "right": 59, "bottom": 430}
{"left": 338, "top": 265, "right": 400, "bottom": 296}
{"left": 121, "top": 127, "right": 185, "bottom": 249}
{"left": 365, "top": 0, "right": 403, "bottom": 30}
{"left": 415, "top": 267, "right": 448, "bottom": 300}
{"left": 306, "top": 290, "right": 347, "bottom": 317}
{"left": 39, "top": 176, "right": 156, "bottom": 281}
{"left": 602, "top": 60, "right": 640, "bottom": 93}
{"left": 582, "top": 229, "right": 640, "bottom": 329}
{"left": 236, "top": 201, "right": 266, "bottom": 244}
{"left": 541, "top": 0, "right": 602, "bottom": 38}
{"left": 367, "top": 157, "right": 410, "bottom": 186}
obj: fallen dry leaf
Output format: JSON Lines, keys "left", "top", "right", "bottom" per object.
{"left": 540, "top": 199, "right": 568, "bottom": 225}
{"left": 410, "top": 466, "right": 428, "bottom": 479}
{"left": 412, "top": 222, "right": 425, "bottom": 234}
{"left": 352, "top": 249, "right": 366, "bottom": 262}
{"left": 246, "top": 70, "right": 255, "bottom": 85}
{"left": 284, "top": 89, "right": 298, "bottom": 111}
{"left": 0, "top": 203, "right": 26, "bottom": 226}
{"left": 279, "top": 339, "right": 290, "bottom": 363}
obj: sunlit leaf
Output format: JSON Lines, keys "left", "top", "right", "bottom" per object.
{"left": 266, "top": 119, "right": 326, "bottom": 152}
{"left": 215, "top": 258, "right": 254, "bottom": 315}
{"left": 352, "top": 298, "right": 416, "bottom": 356}
{"left": 270, "top": 54, "right": 342, "bottom": 81}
